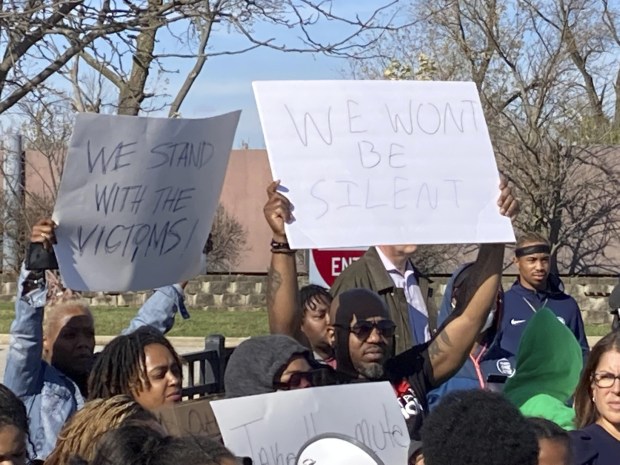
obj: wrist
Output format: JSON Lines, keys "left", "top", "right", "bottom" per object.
{"left": 270, "top": 238, "right": 295, "bottom": 254}
{"left": 272, "top": 234, "right": 287, "bottom": 243}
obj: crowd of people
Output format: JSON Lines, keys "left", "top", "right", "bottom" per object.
{"left": 0, "top": 178, "right": 618, "bottom": 465}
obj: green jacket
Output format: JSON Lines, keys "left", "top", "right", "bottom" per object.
{"left": 503, "top": 307, "right": 582, "bottom": 430}
{"left": 330, "top": 246, "right": 436, "bottom": 355}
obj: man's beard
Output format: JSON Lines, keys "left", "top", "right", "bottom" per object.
{"left": 357, "top": 362, "right": 385, "bottom": 380}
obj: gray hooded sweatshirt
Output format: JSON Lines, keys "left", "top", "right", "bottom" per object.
{"left": 224, "top": 334, "right": 312, "bottom": 398}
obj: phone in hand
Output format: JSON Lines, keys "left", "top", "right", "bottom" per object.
{"left": 25, "top": 242, "right": 59, "bottom": 271}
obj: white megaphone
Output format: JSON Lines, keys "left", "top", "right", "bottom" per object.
{"left": 296, "top": 433, "right": 385, "bottom": 465}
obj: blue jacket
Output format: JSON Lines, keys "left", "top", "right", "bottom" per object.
{"left": 498, "top": 276, "right": 589, "bottom": 360}
{"left": 569, "top": 424, "right": 620, "bottom": 465}
{"left": 426, "top": 264, "right": 514, "bottom": 409}
{"left": 3, "top": 266, "right": 187, "bottom": 461}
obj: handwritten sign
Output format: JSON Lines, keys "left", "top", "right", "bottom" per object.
{"left": 53, "top": 112, "right": 240, "bottom": 291}
{"left": 211, "top": 383, "right": 408, "bottom": 465}
{"left": 253, "top": 80, "right": 515, "bottom": 249}
{"left": 155, "top": 396, "right": 222, "bottom": 439}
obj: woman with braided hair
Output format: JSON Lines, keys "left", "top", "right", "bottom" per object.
{"left": 88, "top": 326, "right": 183, "bottom": 410}
{"left": 45, "top": 396, "right": 161, "bottom": 465}
{"left": 4, "top": 219, "right": 188, "bottom": 461}
{"left": 69, "top": 427, "right": 238, "bottom": 465}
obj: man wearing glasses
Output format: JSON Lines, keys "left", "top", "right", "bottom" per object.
{"left": 263, "top": 178, "right": 518, "bottom": 442}
{"left": 224, "top": 334, "right": 321, "bottom": 398}
{"left": 330, "top": 243, "right": 507, "bottom": 441}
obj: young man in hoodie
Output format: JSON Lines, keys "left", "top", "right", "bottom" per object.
{"left": 503, "top": 308, "right": 583, "bottom": 430}
{"left": 425, "top": 263, "right": 514, "bottom": 409}
{"left": 498, "top": 233, "right": 589, "bottom": 360}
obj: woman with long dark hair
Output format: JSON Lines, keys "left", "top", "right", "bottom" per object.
{"left": 571, "top": 331, "right": 620, "bottom": 465}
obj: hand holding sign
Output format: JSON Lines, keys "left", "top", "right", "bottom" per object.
{"left": 264, "top": 180, "right": 293, "bottom": 244}
{"left": 53, "top": 112, "right": 240, "bottom": 291}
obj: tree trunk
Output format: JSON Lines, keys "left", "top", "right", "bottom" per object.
{"left": 117, "top": 0, "right": 162, "bottom": 115}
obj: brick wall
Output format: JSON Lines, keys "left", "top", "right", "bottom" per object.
{"left": 1, "top": 275, "right": 616, "bottom": 325}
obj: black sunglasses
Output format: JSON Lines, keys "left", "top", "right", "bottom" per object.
{"left": 273, "top": 369, "right": 317, "bottom": 391}
{"left": 335, "top": 319, "right": 397, "bottom": 340}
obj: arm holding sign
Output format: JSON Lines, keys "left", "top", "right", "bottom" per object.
{"left": 424, "top": 177, "right": 518, "bottom": 385}
{"left": 4, "top": 265, "right": 48, "bottom": 396}
{"left": 4, "top": 220, "right": 87, "bottom": 460}
{"left": 264, "top": 181, "right": 306, "bottom": 343}
{"left": 122, "top": 282, "right": 188, "bottom": 335}
{"left": 4, "top": 219, "right": 59, "bottom": 396}
{"left": 16, "top": 217, "right": 188, "bottom": 336}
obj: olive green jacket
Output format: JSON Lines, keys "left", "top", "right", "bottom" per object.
{"left": 330, "top": 246, "right": 436, "bottom": 355}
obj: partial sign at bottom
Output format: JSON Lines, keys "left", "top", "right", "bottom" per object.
{"left": 211, "top": 382, "right": 408, "bottom": 465}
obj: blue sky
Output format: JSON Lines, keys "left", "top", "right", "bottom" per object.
{"left": 165, "top": 1, "right": 404, "bottom": 148}
{"left": 0, "top": 2, "right": 405, "bottom": 146}
{"left": 179, "top": 48, "right": 344, "bottom": 149}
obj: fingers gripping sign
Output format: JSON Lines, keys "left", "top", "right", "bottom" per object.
{"left": 31, "top": 218, "right": 57, "bottom": 251}
{"left": 497, "top": 174, "right": 519, "bottom": 219}
{"left": 264, "top": 180, "right": 294, "bottom": 243}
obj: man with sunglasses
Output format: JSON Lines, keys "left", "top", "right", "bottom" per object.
{"left": 263, "top": 178, "right": 519, "bottom": 441}
{"left": 330, "top": 242, "right": 506, "bottom": 442}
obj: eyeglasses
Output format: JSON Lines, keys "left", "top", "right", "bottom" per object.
{"left": 273, "top": 370, "right": 316, "bottom": 391}
{"left": 335, "top": 320, "right": 396, "bottom": 340}
{"left": 592, "top": 372, "right": 620, "bottom": 389}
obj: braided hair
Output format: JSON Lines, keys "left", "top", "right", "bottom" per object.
{"left": 300, "top": 284, "right": 332, "bottom": 314}
{"left": 79, "top": 423, "right": 166, "bottom": 465}
{"left": 87, "top": 326, "right": 182, "bottom": 401}
{"left": 151, "top": 435, "right": 236, "bottom": 465}
{"left": 45, "top": 395, "right": 157, "bottom": 465}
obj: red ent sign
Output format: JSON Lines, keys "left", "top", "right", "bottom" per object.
{"left": 309, "top": 249, "right": 366, "bottom": 288}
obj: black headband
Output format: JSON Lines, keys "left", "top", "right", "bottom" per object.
{"left": 515, "top": 244, "right": 550, "bottom": 257}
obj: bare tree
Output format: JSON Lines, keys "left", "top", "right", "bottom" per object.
{"left": 355, "top": 0, "right": 620, "bottom": 274}
{"left": 207, "top": 203, "right": 248, "bottom": 272}
{"left": 1, "top": 0, "right": 413, "bottom": 117}
{"left": 1, "top": 0, "right": 415, "bottom": 273}
{"left": 0, "top": 97, "right": 71, "bottom": 273}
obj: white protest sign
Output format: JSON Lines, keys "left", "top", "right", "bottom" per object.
{"left": 53, "top": 112, "right": 240, "bottom": 291}
{"left": 211, "top": 382, "right": 408, "bottom": 465}
{"left": 253, "top": 80, "right": 515, "bottom": 249}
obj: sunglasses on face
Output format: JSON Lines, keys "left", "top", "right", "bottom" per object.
{"left": 273, "top": 370, "right": 317, "bottom": 390}
{"left": 336, "top": 319, "right": 397, "bottom": 340}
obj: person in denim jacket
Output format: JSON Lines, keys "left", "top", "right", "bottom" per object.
{"left": 3, "top": 219, "right": 189, "bottom": 461}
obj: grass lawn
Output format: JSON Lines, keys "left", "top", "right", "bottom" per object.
{"left": 0, "top": 303, "right": 270, "bottom": 337}
{"left": 584, "top": 324, "right": 612, "bottom": 337}
{"left": 0, "top": 303, "right": 611, "bottom": 337}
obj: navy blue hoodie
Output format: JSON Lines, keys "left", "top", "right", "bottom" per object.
{"left": 498, "top": 274, "right": 589, "bottom": 361}
{"left": 426, "top": 264, "right": 514, "bottom": 409}
{"left": 570, "top": 424, "right": 620, "bottom": 465}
